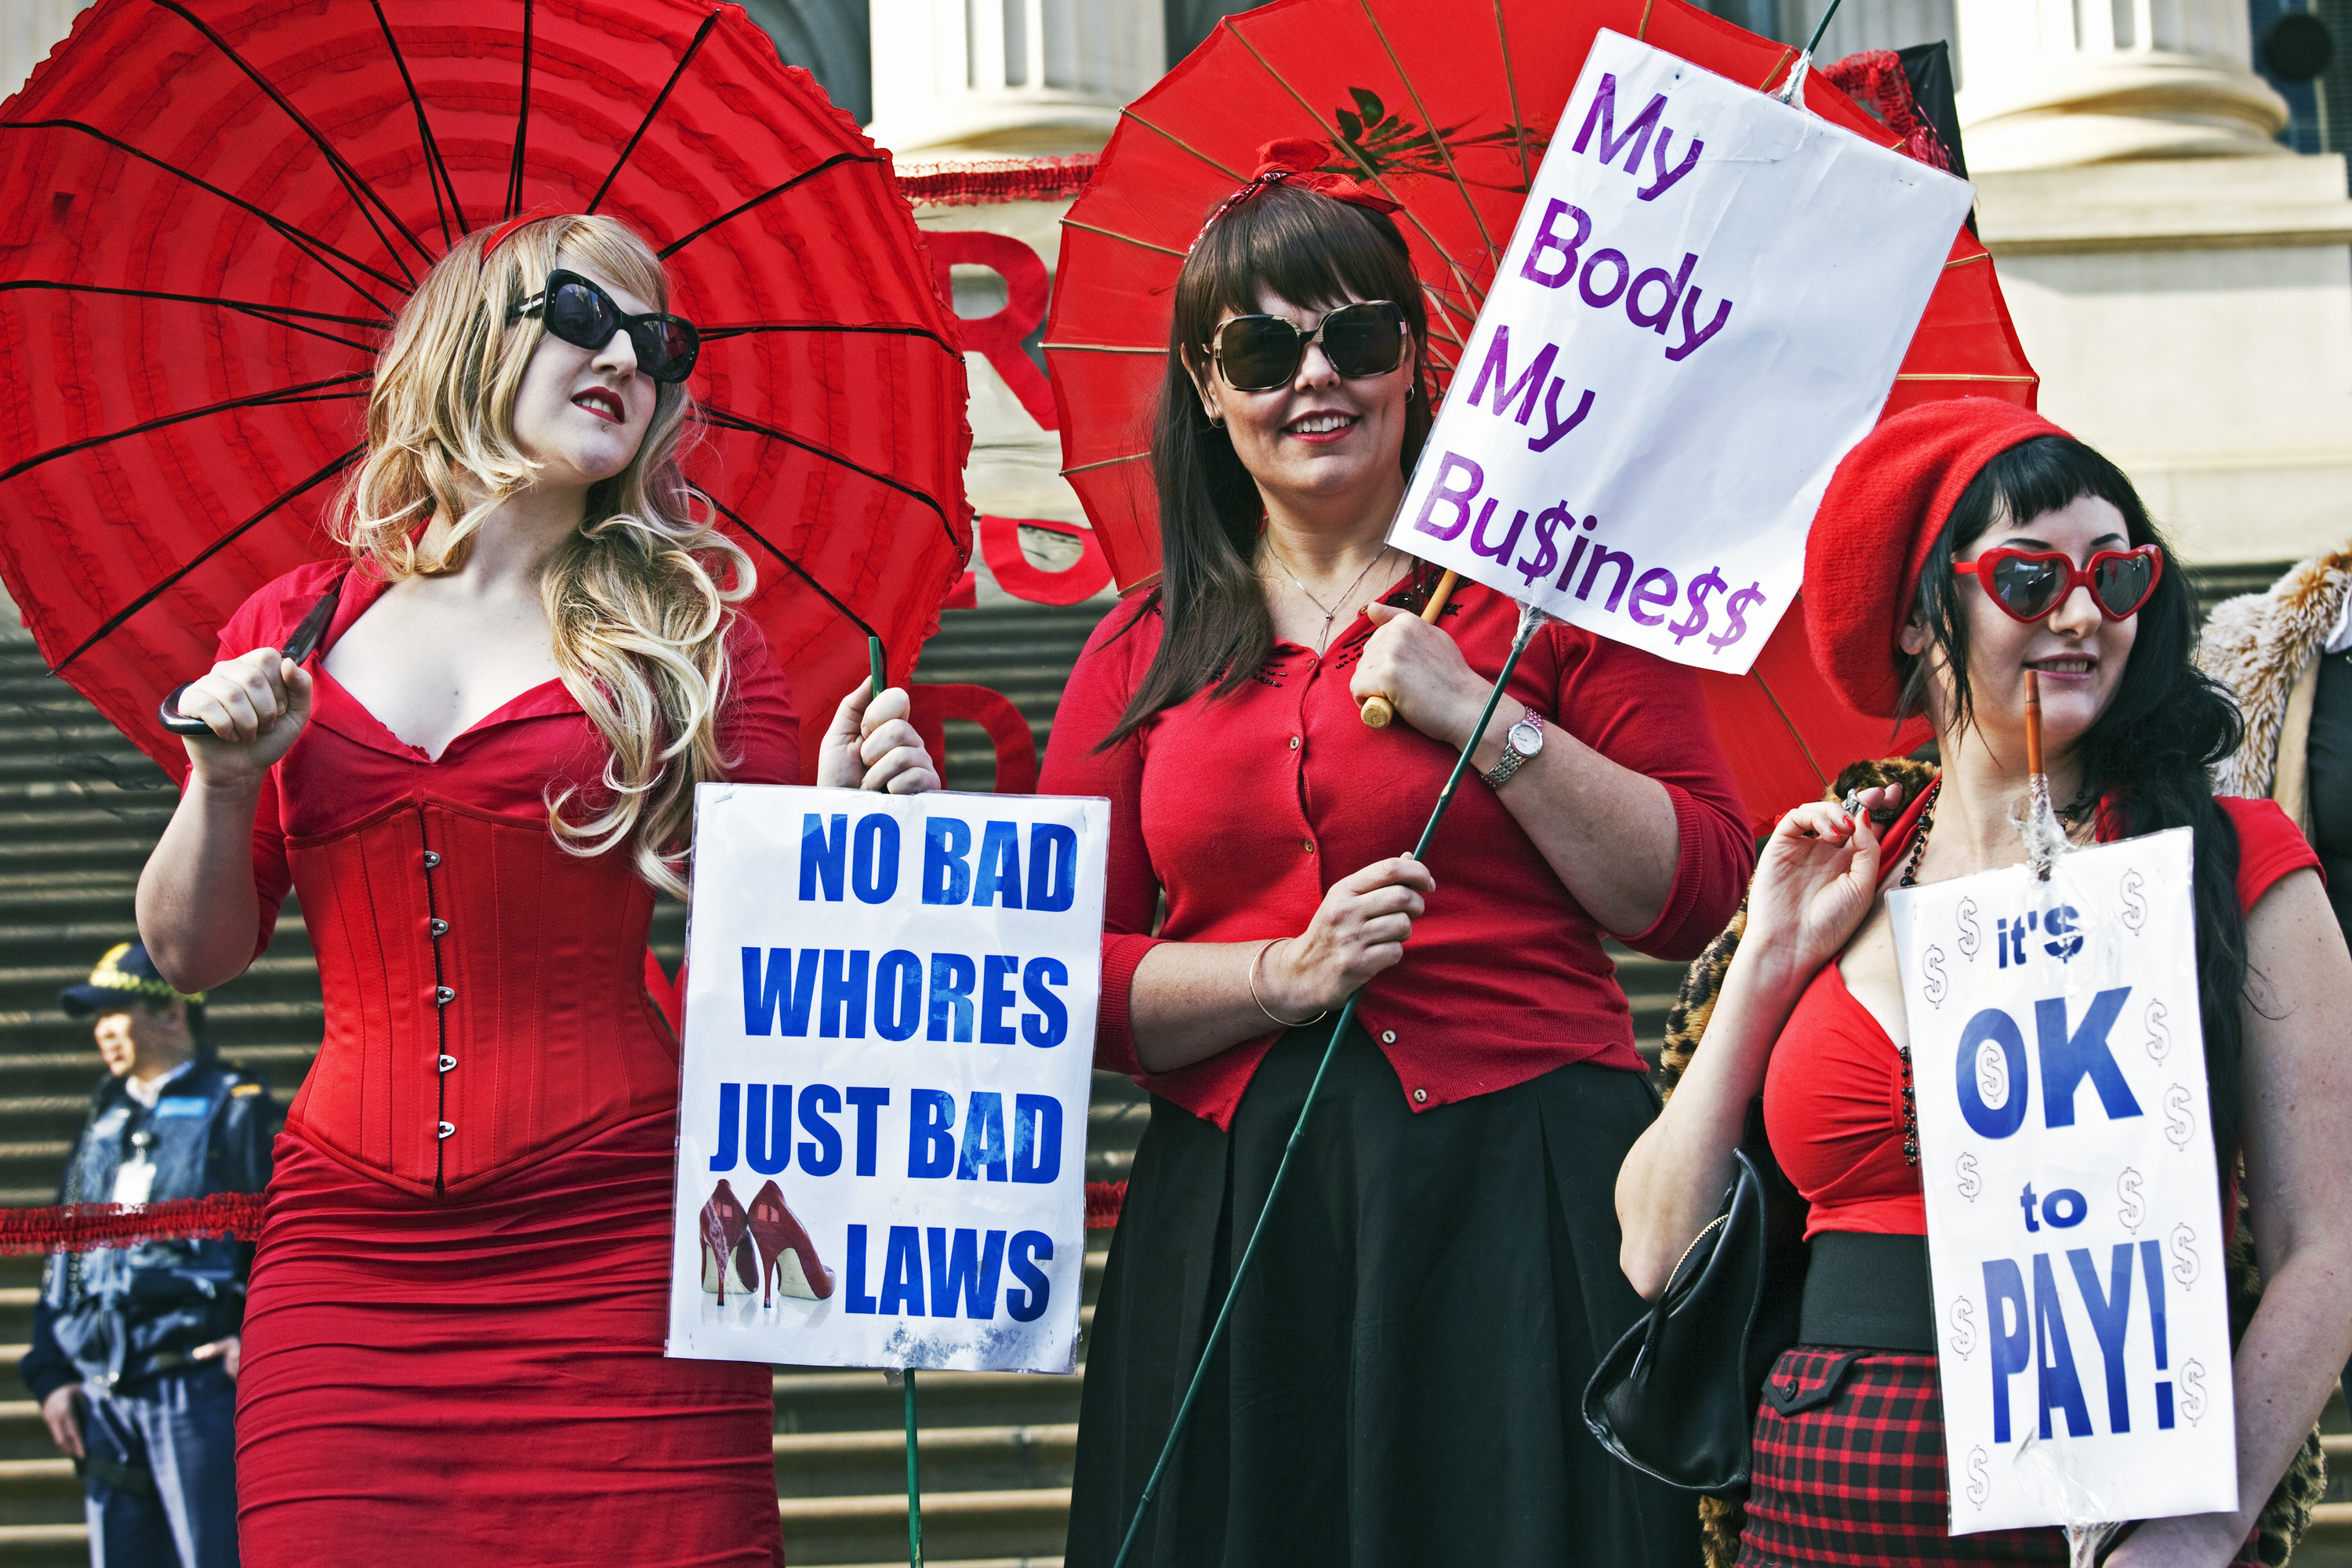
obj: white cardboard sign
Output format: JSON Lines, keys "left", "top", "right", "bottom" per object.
{"left": 666, "top": 785, "right": 1108, "bottom": 1374}
{"left": 1889, "top": 829, "right": 2236, "bottom": 1533}
{"left": 1388, "top": 31, "right": 1972, "bottom": 673}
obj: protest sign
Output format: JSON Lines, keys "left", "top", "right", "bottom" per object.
{"left": 1388, "top": 31, "right": 1973, "bottom": 673}
{"left": 666, "top": 785, "right": 1109, "bottom": 1374}
{"left": 1888, "top": 830, "right": 2235, "bottom": 1533}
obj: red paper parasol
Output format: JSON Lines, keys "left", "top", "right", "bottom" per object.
{"left": 1044, "top": 0, "right": 2042, "bottom": 829}
{"left": 0, "top": 0, "right": 971, "bottom": 782}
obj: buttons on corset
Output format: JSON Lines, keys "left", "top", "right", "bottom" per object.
{"left": 437, "top": 1054, "right": 457, "bottom": 1073}
{"left": 435, "top": 985, "right": 456, "bottom": 1006}
{"left": 423, "top": 850, "right": 441, "bottom": 869}
{"left": 437, "top": 1121, "right": 456, "bottom": 1140}
{"left": 429, "top": 918, "right": 448, "bottom": 938}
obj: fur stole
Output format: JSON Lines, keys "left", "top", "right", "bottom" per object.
{"left": 2198, "top": 547, "right": 2352, "bottom": 800}
{"left": 1656, "top": 759, "right": 2321, "bottom": 1568}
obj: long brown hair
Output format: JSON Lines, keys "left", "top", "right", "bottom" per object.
{"left": 1100, "top": 183, "right": 1433, "bottom": 748}
{"left": 334, "top": 215, "right": 753, "bottom": 898}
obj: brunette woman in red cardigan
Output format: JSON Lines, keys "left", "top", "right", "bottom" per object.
{"left": 1617, "top": 399, "right": 2352, "bottom": 1566}
{"left": 134, "top": 215, "right": 937, "bottom": 1565}
{"left": 1043, "top": 146, "right": 1755, "bottom": 1567}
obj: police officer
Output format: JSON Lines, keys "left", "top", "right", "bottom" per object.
{"left": 19, "top": 942, "right": 274, "bottom": 1568}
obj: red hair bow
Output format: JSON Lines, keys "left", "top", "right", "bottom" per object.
{"left": 1195, "top": 138, "right": 1403, "bottom": 246}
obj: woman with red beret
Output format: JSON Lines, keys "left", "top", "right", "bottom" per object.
{"left": 1044, "top": 145, "right": 1755, "bottom": 1566}
{"left": 1616, "top": 397, "right": 2352, "bottom": 1565}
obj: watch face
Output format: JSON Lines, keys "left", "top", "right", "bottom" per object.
{"left": 1509, "top": 716, "right": 1544, "bottom": 755}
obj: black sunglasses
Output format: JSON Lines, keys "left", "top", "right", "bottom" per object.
{"left": 509, "top": 269, "right": 700, "bottom": 383}
{"left": 1207, "top": 300, "right": 1407, "bottom": 392}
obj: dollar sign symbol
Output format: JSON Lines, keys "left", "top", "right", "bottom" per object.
{"left": 1978, "top": 1036, "right": 2008, "bottom": 1108}
{"left": 2169, "top": 1222, "right": 2201, "bottom": 1288}
{"left": 1515, "top": 503, "right": 1566, "bottom": 588}
{"left": 1949, "top": 1294, "right": 1976, "bottom": 1357}
{"left": 1668, "top": 567, "right": 1726, "bottom": 646}
{"left": 2117, "top": 1167, "right": 2144, "bottom": 1231}
{"left": 1706, "top": 583, "right": 1766, "bottom": 653}
{"left": 1965, "top": 1447, "right": 1991, "bottom": 1506}
{"left": 1956, "top": 1151, "right": 1980, "bottom": 1201}
{"left": 1922, "top": 944, "right": 1947, "bottom": 1007}
{"left": 2180, "top": 1359, "right": 2207, "bottom": 1425}
{"left": 1955, "top": 897, "right": 1981, "bottom": 958}
{"left": 2144, "top": 1000, "right": 2169, "bottom": 1063}
{"left": 2121, "top": 869, "right": 2147, "bottom": 934}
{"left": 2165, "top": 1083, "right": 2194, "bottom": 1150}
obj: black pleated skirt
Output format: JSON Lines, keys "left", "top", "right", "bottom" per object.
{"left": 1065, "top": 1025, "right": 1702, "bottom": 1568}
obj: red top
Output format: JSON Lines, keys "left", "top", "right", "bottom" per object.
{"left": 1039, "top": 570, "right": 1756, "bottom": 1131}
{"left": 1765, "top": 790, "right": 2321, "bottom": 1238}
{"left": 220, "top": 561, "right": 798, "bottom": 1194}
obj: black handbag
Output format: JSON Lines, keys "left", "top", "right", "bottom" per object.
{"left": 1581, "top": 1100, "right": 1807, "bottom": 1494}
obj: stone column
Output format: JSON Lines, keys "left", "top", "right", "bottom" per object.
{"left": 866, "top": 0, "right": 1166, "bottom": 158}
{"left": 1955, "top": 0, "right": 2292, "bottom": 170}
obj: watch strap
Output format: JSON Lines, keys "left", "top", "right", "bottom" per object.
{"left": 1480, "top": 707, "right": 1541, "bottom": 789}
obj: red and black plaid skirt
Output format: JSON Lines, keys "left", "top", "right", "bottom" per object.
{"left": 1736, "top": 1347, "right": 2260, "bottom": 1566}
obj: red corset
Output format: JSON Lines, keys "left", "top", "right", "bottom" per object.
{"left": 283, "top": 797, "right": 680, "bottom": 1196}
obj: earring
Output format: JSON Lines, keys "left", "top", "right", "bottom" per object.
{"left": 1207, "top": 411, "right": 1225, "bottom": 427}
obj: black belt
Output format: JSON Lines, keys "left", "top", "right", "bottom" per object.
{"left": 1798, "top": 1232, "right": 1936, "bottom": 1354}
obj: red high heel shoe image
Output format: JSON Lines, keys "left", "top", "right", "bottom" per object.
{"left": 746, "top": 1180, "right": 834, "bottom": 1305}
{"left": 699, "top": 1180, "right": 757, "bottom": 1304}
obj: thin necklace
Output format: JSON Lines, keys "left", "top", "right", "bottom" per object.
{"left": 1264, "top": 539, "right": 1390, "bottom": 653}
{"left": 1891, "top": 777, "right": 1942, "bottom": 1165}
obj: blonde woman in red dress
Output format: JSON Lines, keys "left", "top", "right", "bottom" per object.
{"left": 136, "top": 214, "right": 938, "bottom": 1565}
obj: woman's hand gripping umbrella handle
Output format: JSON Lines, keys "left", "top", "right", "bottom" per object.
{"left": 1359, "top": 570, "right": 1459, "bottom": 728}
{"left": 158, "top": 581, "right": 343, "bottom": 737}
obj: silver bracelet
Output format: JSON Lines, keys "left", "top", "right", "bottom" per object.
{"left": 1250, "top": 938, "right": 1330, "bottom": 1029}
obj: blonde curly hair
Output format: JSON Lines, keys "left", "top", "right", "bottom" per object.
{"left": 332, "top": 213, "right": 755, "bottom": 898}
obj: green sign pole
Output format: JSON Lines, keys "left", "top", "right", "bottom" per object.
{"left": 904, "top": 1367, "right": 924, "bottom": 1567}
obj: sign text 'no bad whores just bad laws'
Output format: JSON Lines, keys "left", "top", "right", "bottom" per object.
{"left": 667, "top": 785, "right": 1109, "bottom": 1374}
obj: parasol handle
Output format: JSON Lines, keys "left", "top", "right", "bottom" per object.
{"left": 2023, "top": 668, "right": 2043, "bottom": 779}
{"left": 1359, "top": 570, "right": 1461, "bottom": 728}
{"left": 159, "top": 579, "right": 343, "bottom": 739}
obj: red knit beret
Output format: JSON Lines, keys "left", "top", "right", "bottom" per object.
{"left": 1804, "top": 397, "right": 2071, "bottom": 719}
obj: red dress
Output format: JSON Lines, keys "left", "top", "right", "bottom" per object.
{"left": 223, "top": 563, "right": 793, "bottom": 1566}
{"left": 1740, "top": 789, "right": 2318, "bottom": 1566}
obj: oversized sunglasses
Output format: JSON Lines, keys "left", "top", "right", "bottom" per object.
{"left": 1207, "top": 300, "right": 1407, "bottom": 392}
{"left": 509, "top": 269, "right": 700, "bottom": 383}
{"left": 1953, "top": 543, "right": 2165, "bottom": 622}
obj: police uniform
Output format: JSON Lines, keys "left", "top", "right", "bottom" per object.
{"left": 19, "top": 943, "right": 274, "bottom": 1568}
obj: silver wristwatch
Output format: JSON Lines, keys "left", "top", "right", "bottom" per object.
{"left": 1482, "top": 707, "right": 1544, "bottom": 789}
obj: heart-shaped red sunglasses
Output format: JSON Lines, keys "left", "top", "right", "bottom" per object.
{"left": 1953, "top": 544, "right": 2164, "bottom": 623}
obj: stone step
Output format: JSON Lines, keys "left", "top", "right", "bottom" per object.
{"left": 774, "top": 1421, "right": 1076, "bottom": 1498}
{"left": 773, "top": 1369, "right": 1085, "bottom": 1437}
{"left": 780, "top": 1486, "right": 1071, "bottom": 1566}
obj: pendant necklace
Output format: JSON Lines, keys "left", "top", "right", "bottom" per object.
{"left": 1889, "top": 777, "right": 1942, "bottom": 1164}
{"left": 1265, "top": 539, "right": 1391, "bottom": 654}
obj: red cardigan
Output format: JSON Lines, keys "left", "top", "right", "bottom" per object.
{"left": 1038, "top": 570, "right": 1755, "bottom": 1130}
